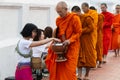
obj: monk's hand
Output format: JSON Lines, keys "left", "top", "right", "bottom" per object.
{"left": 63, "top": 40, "right": 70, "bottom": 48}
{"left": 53, "top": 38, "right": 61, "bottom": 42}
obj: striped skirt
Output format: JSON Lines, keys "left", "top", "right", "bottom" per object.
{"left": 15, "top": 62, "right": 33, "bottom": 80}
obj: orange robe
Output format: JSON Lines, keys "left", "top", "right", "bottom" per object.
{"left": 118, "top": 36, "right": 120, "bottom": 48}
{"left": 78, "top": 14, "right": 97, "bottom": 68}
{"left": 102, "top": 12, "right": 114, "bottom": 55}
{"left": 85, "top": 10, "right": 98, "bottom": 26}
{"left": 96, "top": 14, "right": 104, "bottom": 61}
{"left": 111, "top": 14, "right": 120, "bottom": 49}
{"left": 84, "top": 10, "right": 98, "bottom": 50}
{"left": 45, "top": 13, "right": 82, "bottom": 80}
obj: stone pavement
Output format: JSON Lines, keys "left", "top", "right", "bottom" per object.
{"left": 42, "top": 51, "right": 120, "bottom": 80}
{"left": 89, "top": 51, "right": 120, "bottom": 80}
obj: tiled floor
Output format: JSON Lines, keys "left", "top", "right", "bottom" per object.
{"left": 42, "top": 51, "right": 120, "bottom": 80}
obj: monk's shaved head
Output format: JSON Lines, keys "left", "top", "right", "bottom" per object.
{"left": 90, "top": 6, "right": 97, "bottom": 10}
{"left": 115, "top": 4, "right": 120, "bottom": 14}
{"left": 81, "top": 2, "right": 89, "bottom": 13}
{"left": 56, "top": 1, "right": 68, "bottom": 9}
{"left": 71, "top": 6, "right": 81, "bottom": 15}
{"left": 116, "top": 4, "right": 120, "bottom": 7}
{"left": 101, "top": 3, "right": 107, "bottom": 12}
{"left": 82, "top": 2, "right": 89, "bottom": 8}
{"left": 56, "top": 1, "right": 68, "bottom": 17}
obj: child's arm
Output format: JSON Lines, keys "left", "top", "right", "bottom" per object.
{"left": 30, "top": 38, "right": 60, "bottom": 47}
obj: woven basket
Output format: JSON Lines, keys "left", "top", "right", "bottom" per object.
{"left": 31, "top": 57, "right": 42, "bottom": 69}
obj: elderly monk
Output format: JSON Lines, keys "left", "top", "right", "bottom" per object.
{"left": 111, "top": 4, "right": 120, "bottom": 57}
{"left": 72, "top": 5, "right": 97, "bottom": 80}
{"left": 45, "top": 1, "right": 82, "bottom": 80}
{"left": 90, "top": 6, "right": 104, "bottom": 68}
{"left": 101, "top": 3, "right": 114, "bottom": 63}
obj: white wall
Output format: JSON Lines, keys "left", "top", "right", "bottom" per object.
{"left": 0, "top": 0, "right": 119, "bottom": 80}
{"left": 0, "top": 2, "right": 57, "bottom": 80}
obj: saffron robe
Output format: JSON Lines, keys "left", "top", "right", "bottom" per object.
{"left": 45, "top": 13, "right": 82, "bottom": 80}
{"left": 84, "top": 10, "right": 98, "bottom": 46}
{"left": 111, "top": 14, "right": 120, "bottom": 49}
{"left": 78, "top": 14, "right": 97, "bottom": 68}
{"left": 96, "top": 14, "right": 104, "bottom": 61}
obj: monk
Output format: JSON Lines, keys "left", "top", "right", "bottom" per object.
{"left": 111, "top": 4, "right": 120, "bottom": 57}
{"left": 72, "top": 4, "right": 97, "bottom": 80}
{"left": 101, "top": 3, "right": 114, "bottom": 63}
{"left": 45, "top": 1, "right": 82, "bottom": 80}
{"left": 96, "top": 14, "right": 104, "bottom": 67}
{"left": 90, "top": 6, "right": 104, "bottom": 68}
{"left": 81, "top": 4, "right": 98, "bottom": 63}
{"left": 118, "top": 5, "right": 120, "bottom": 51}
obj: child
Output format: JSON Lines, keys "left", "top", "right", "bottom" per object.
{"left": 32, "top": 29, "right": 46, "bottom": 58}
{"left": 32, "top": 29, "right": 50, "bottom": 78}
{"left": 15, "top": 23, "right": 60, "bottom": 80}
{"left": 44, "top": 26, "right": 53, "bottom": 38}
{"left": 32, "top": 29, "right": 47, "bottom": 79}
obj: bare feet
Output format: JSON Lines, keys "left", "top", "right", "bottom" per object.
{"left": 77, "top": 78, "right": 82, "bottom": 80}
{"left": 97, "top": 64, "right": 102, "bottom": 68}
{"left": 77, "top": 75, "right": 82, "bottom": 80}
{"left": 83, "top": 76, "right": 89, "bottom": 80}
{"left": 102, "top": 61, "right": 107, "bottom": 64}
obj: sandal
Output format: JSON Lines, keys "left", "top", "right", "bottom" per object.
{"left": 77, "top": 78, "right": 82, "bottom": 80}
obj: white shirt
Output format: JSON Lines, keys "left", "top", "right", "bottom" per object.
{"left": 17, "top": 38, "right": 32, "bottom": 63}
{"left": 32, "top": 45, "right": 47, "bottom": 57}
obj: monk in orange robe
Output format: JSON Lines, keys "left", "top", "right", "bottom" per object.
{"left": 111, "top": 5, "right": 120, "bottom": 57}
{"left": 117, "top": 5, "right": 120, "bottom": 51}
{"left": 45, "top": 1, "right": 82, "bottom": 80}
{"left": 72, "top": 4, "right": 97, "bottom": 80}
{"left": 96, "top": 14, "right": 104, "bottom": 67}
{"left": 83, "top": 9, "right": 98, "bottom": 49}
{"left": 90, "top": 6, "right": 104, "bottom": 68}
{"left": 84, "top": 6, "right": 98, "bottom": 40}
{"left": 82, "top": 4, "right": 98, "bottom": 68}
{"left": 101, "top": 3, "right": 114, "bottom": 63}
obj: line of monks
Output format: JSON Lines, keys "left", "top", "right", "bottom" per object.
{"left": 45, "top": 1, "right": 120, "bottom": 80}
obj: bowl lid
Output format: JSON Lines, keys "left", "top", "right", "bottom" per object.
{"left": 53, "top": 43, "right": 63, "bottom": 46}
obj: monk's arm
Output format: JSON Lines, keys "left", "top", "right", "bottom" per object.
{"left": 103, "top": 14, "right": 113, "bottom": 28}
{"left": 82, "top": 17, "right": 94, "bottom": 34}
{"left": 98, "top": 16, "right": 104, "bottom": 31}
{"left": 69, "top": 16, "right": 82, "bottom": 43}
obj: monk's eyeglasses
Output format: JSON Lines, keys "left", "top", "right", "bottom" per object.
{"left": 116, "top": 8, "right": 120, "bottom": 9}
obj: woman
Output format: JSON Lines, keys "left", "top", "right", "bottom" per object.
{"left": 15, "top": 23, "right": 60, "bottom": 80}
